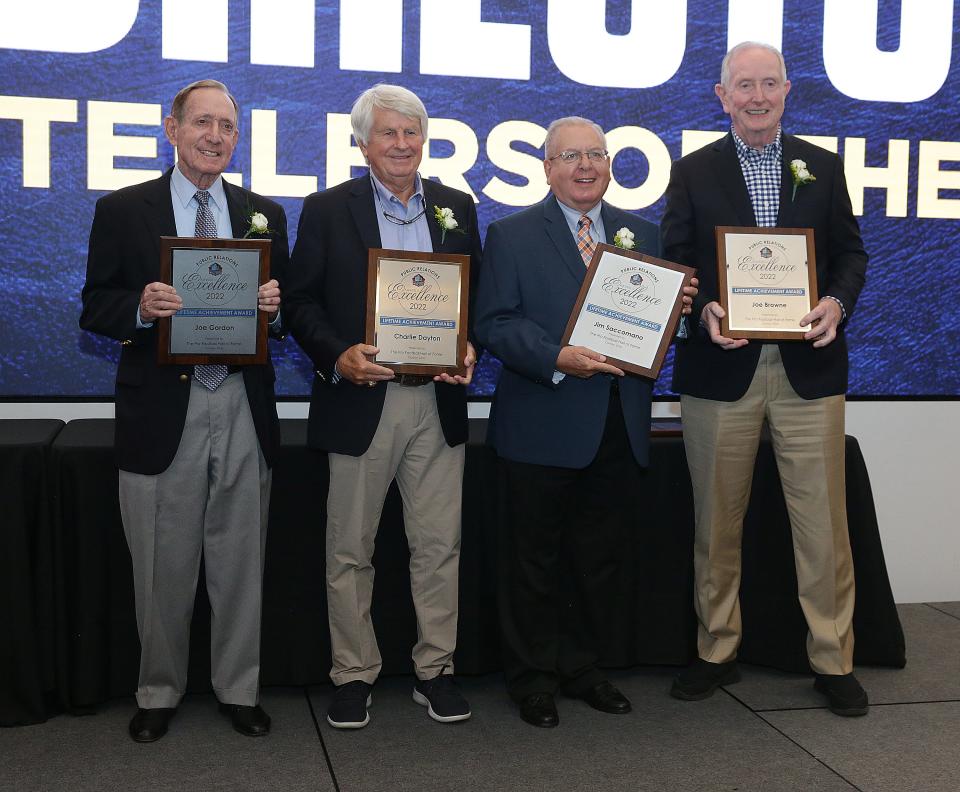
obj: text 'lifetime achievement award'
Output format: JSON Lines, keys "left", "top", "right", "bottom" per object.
{"left": 366, "top": 248, "right": 470, "bottom": 376}
{"left": 716, "top": 227, "right": 818, "bottom": 340}
{"left": 158, "top": 237, "right": 270, "bottom": 365}
{"left": 562, "top": 244, "right": 695, "bottom": 379}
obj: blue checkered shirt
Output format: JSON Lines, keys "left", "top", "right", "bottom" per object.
{"left": 732, "top": 127, "right": 782, "bottom": 227}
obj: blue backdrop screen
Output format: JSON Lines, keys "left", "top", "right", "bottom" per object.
{"left": 1, "top": 1, "right": 958, "bottom": 398}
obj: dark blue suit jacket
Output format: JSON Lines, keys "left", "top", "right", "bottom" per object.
{"left": 475, "top": 195, "right": 658, "bottom": 469}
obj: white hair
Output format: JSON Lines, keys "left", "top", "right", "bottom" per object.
{"left": 543, "top": 116, "right": 607, "bottom": 158}
{"left": 720, "top": 41, "right": 787, "bottom": 87}
{"left": 350, "top": 84, "right": 429, "bottom": 146}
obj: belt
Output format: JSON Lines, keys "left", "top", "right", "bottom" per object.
{"left": 394, "top": 373, "right": 433, "bottom": 387}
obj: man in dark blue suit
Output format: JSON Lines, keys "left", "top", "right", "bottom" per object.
{"left": 475, "top": 117, "right": 695, "bottom": 727}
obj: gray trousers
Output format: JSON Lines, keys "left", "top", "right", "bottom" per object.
{"left": 326, "top": 382, "right": 464, "bottom": 686}
{"left": 119, "top": 374, "right": 271, "bottom": 708}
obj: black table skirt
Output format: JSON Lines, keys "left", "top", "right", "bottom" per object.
{"left": 0, "top": 418, "right": 905, "bottom": 726}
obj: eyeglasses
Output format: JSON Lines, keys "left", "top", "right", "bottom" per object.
{"left": 548, "top": 149, "right": 609, "bottom": 164}
{"left": 381, "top": 208, "right": 426, "bottom": 226}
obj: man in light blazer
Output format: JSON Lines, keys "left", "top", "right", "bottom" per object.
{"left": 475, "top": 116, "right": 695, "bottom": 728}
{"left": 283, "top": 84, "right": 481, "bottom": 729}
{"left": 661, "top": 42, "right": 869, "bottom": 716}
{"left": 80, "top": 79, "right": 287, "bottom": 741}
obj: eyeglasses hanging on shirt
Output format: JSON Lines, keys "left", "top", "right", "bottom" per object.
{"left": 373, "top": 183, "right": 426, "bottom": 225}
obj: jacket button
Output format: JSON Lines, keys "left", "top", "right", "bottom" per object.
{"left": 179, "top": 374, "right": 189, "bottom": 382}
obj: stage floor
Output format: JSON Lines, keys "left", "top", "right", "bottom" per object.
{"left": 2, "top": 602, "right": 957, "bottom": 792}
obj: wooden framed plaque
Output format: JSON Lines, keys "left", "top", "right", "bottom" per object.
{"left": 365, "top": 248, "right": 470, "bottom": 376}
{"left": 157, "top": 236, "right": 270, "bottom": 365}
{"left": 560, "top": 243, "right": 696, "bottom": 379}
{"left": 716, "top": 226, "right": 818, "bottom": 340}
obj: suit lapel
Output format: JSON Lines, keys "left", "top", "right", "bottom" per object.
{"left": 543, "top": 195, "right": 588, "bottom": 286}
{"left": 711, "top": 134, "right": 757, "bottom": 227}
{"left": 422, "top": 180, "right": 444, "bottom": 253}
{"left": 777, "top": 134, "right": 799, "bottom": 227}
{"left": 140, "top": 170, "right": 177, "bottom": 279}
{"left": 223, "top": 179, "right": 249, "bottom": 239}
{"left": 348, "top": 175, "right": 383, "bottom": 250}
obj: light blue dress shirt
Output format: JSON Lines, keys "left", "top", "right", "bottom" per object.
{"left": 370, "top": 171, "right": 433, "bottom": 254}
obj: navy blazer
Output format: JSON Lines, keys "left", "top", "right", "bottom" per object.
{"left": 475, "top": 195, "right": 658, "bottom": 469}
{"left": 79, "top": 169, "right": 288, "bottom": 474}
{"left": 283, "top": 175, "right": 482, "bottom": 456}
{"left": 662, "top": 132, "right": 868, "bottom": 401}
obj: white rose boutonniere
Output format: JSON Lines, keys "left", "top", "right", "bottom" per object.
{"left": 789, "top": 159, "right": 816, "bottom": 201}
{"left": 433, "top": 205, "right": 465, "bottom": 244}
{"left": 613, "top": 227, "right": 635, "bottom": 250}
{"left": 243, "top": 210, "right": 272, "bottom": 238}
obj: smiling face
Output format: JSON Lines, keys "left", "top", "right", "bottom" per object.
{"left": 715, "top": 45, "right": 791, "bottom": 148}
{"left": 543, "top": 122, "right": 611, "bottom": 213}
{"left": 358, "top": 107, "right": 424, "bottom": 198}
{"left": 164, "top": 86, "right": 239, "bottom": 189}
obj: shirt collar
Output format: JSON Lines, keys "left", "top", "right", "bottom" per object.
{"left": 171, "top": 164, "right": 228, "bottom": 213}
{"left": 732, "top": 126, "right": 782, "bottom": 162}
{"left": 370, "top": 170, "right": 425, "bottom": 209}
{"left": 555, "top": 197, "right": 602, "bottom": 228}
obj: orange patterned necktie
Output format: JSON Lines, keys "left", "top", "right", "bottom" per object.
{"left": 576, "top": 215, "right": 595, "bottom": 267}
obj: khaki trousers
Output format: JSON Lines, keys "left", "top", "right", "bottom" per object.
{"left": 326, "top": 382, "right": 464, "bottom": 686}
{"left": 119, "top": 374, "right": 271, "bottom": 708}
{"left": 681, "top": 344, "right": 855, "bottom": 675}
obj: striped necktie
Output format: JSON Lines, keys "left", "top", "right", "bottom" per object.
{"left": 192, "top": 190, "right": 229, "bottom": 391}
{"left": 576, "top": 215, "right": 595, "bottom": 267}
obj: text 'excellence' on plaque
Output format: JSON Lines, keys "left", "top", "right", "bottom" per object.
{"left": 561, "top": 243, "right": 696, "bottom": 380}
{"left": 716, "top": 226, "right": 818, "bottom": 340}
{"left": 366, "top": 248, "right": 470, "bottom": 376}
{"left": 158, "top": 236, "right": 270, "bottom": 365}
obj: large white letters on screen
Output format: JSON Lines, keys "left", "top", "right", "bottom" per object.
{"left": 823, "top": 0, "right": 952, "bottom": 103}
{"left": 483, "top": 121, "right": 548, "bottom": 207}
{"left": 917, "top": 141, "right": 960, "bottom": 220}
{"left": 163, "top": 0, "right": 228, "bottom": 62}
{"left": 603, "top": 126, "right": 671, "bottom": 210}
{"left": 726, "top": 0, "right": 782, "bottom": 53}
{"left": 548, "top": 0, "right": 686, "bottom": 88}
{"left": 0, "top": 96, "right": 78, "bottom": 188}
{"left": 87, "top": 101, "right": 162, "bottom": 191}
{"left": 844, "top": 138, "right": 909, "bottom": 217}
{"left": 340, "top": 0, "right": 402, "bottom": 72}
{"left": 1, "top": 0, "right": 137, "bottom": 53}
{"left": 420, "top": 0, "right": 530, "bottom": 80}
{"left": 251, "top": 0, "right": 314, "bottom": 68}
{"left": 250, "top": 110, "right": 318, "bottom": 197}
{"left": 420, "top": 118, "right": 480, "bottom": 201}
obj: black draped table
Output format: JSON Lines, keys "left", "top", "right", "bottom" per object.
{"left": 0, "top": 418, "right": 905, "bottom": 726}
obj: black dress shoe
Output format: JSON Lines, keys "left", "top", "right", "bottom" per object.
{"left": 670, "top": 658, "right": 741, "bottom": 700}
{"left": 219, "top": 703, "right": 271, "bottom": 736}
{"left": 576, "top": 681, "right": 632, "bottom": 714}
{"left": 814, "top": 673, "right": 868, "bottom": 717}
{"left": 519, "top": 693, "right": 559, "bottom": 728}
{"left": 128, "top": 707, "right": 175, "bottom": 743}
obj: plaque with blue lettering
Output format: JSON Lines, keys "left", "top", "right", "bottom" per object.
{"left": 366, "top": 248, "right": 470, "bottom": 376}
{"left": 157, "top": 237, "right": 270, "bottom": 365}
{"left": 716, "top": 227, "right": 818, "bottom": 340}
{"left": 561, "top": 244, "right": 696, "bottom": 379}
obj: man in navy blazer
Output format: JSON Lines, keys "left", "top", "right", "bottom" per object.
{"left": 475, "top": 116, "right": 695, "bottom": 727}
{"left": 80, "top": 80, "right": 286, "bottom": 742}
{"left": 662, "top": 42, "right": 869, "bottom": 716}
{"left": 284, "top": 84, "right": 481, "bottom": 729}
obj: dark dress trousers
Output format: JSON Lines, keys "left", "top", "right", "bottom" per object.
{"left": 474, "top": 195, "right": 659, "bottom": 699}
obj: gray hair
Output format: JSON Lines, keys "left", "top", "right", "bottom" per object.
{"left": 350, "top": 84, "right": 429, "bottom": 146}
{"left": 719, "top": 41, "right": 787, "bottom": 87}
{"left": 543, "top": 116, "right": 607, "bottom": 158}
{"left": 170, "top": 79, "right": 239, "bottom": 125}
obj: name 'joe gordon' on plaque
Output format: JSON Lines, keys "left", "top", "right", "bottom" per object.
{"left": 366, "top": 248, "right": 470, "bottom": 376}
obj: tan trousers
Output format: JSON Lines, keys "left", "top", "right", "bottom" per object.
{"left": 119, "top": 374, "right": 271, "bottom": 708}
{"left": 681, "top": 344, "right": 855, "bottom": 675}
{"left": 325, "top": 382, "right": 464, "bottom": 686}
